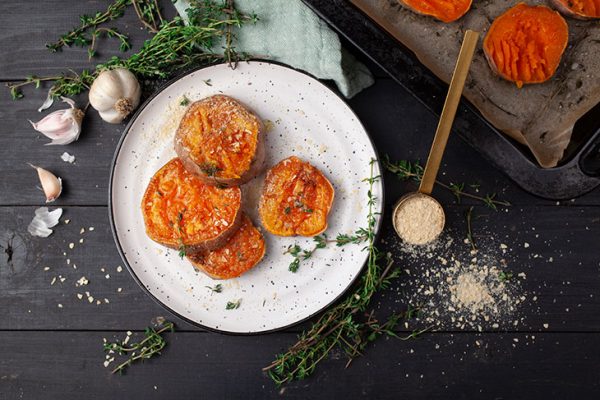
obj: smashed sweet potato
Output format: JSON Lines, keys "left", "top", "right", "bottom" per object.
{"left": 259, "top": 156, "right": 334, "bottom": 237}
{"left": 551, "top": 0, "right": 600, "bottom": 19}
{"left": 174, "top": 95, "right": 265, "bottom": 187}
{"left": 399, "top": 0, "right": 472, "bottom": 23}
{"left": 187, "top": 214, "right": 266, "bottom": 280}
{"left": 483, "top": 3, "right": 569, "bottom": 88}
{"left": 141, "top": 158, "right": 242, "bottom": 253}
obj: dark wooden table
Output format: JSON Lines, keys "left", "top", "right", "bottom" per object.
{"left": 1, "top": 1, "right": 599, "bottom": 398}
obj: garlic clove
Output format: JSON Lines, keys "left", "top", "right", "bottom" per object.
{"left": 115, "top": 68, "right": 141, "bottom": 107}
{"left": 90, "top": 74, "right": 124, "bottom": 110}
{"left": 98, "top": 108, "right": 126, "bottom": 124}
{"left": 29, "top": 164, "right": 63, "bottom": 202}
{"left": 28, "top": 207, "right": 63, "bottom": 237}
{"left": 30, "top": 97, "right": 84, "bottom": 145}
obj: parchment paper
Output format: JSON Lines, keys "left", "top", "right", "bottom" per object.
{"left": 352, "top": 0, "right": 600, "bottom": 167}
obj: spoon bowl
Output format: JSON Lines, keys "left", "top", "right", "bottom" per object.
{"left": 392, "top": 192, "right": 445, "bottom": 245}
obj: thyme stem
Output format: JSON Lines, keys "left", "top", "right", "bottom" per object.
{"left": 265, "top": 160, "right": 409, "bottom": 385}
{"left": 383, "top": 155, "right": 511, "bottom": 209}
{"left": 105, "top": 322, "right": 174, "bottom": 374}
{"left": 466, "top": 206, "right": 477, "bottom": 251}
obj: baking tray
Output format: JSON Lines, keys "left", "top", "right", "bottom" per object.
{"left": 302, "top": 0, "right": 600, "bottom": 200}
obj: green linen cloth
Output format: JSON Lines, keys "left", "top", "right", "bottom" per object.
{"left": 173, "top": 0, "right": 374, "bottom": 98}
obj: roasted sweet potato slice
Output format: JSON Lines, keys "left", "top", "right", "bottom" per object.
{"left": 483, "top": 3, "right": 569, "bottom": 88}
{"left": 259, "top": 156, "right": 334, "bottom": 237}
{"left": 141, "top": 158, "right": 242, "bottom": 253}
{"left": 399, "top": 0, "right": 472, "bottom": 23}
{"left": 174, "top": 95, "right": 265, "bottom": 187}
{"left": 187, "top": 214, "right": 266, "bottom": 280}
{"left": 551, "top": 0, "right": 600, "bottom": 19}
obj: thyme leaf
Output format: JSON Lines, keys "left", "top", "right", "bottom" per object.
{"left": 226, "top": 299, "right": 241, "bottom": 310}
{"left": 206, "top": 283, "right": 223, "bottom": 293}
{"left": 498, "top": 271, "right": 513, "bottom": 282}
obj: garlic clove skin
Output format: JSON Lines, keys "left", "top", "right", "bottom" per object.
{"left": 29, "top": 97, "right": 84, "bottom": 145}
{"left": 29, "top": 164, "right": 63, "bottom": 202}
{"left": 28, "top": 207, "right": 63, "bottom": 237}
{"left": 38, "top": 89, "right": 55, "bottom": 112}
{"left": 89, "top": 68, "right": 141, "bottom": 124}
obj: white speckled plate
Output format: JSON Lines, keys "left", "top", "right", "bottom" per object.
{"left": 109, "top": 61, "right": 383, "bottom": 334}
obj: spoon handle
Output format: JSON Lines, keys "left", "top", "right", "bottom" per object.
{"left": 419, "top": 30, "right": 479, "bottom": 195}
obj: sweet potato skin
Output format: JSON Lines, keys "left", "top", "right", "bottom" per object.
{"left": 174, "top": 95, "right": 265, "bottom": 187}
{"left": 187, "top": 214, "right": 266, "bottom": 280}
{"left": 550, "top": 0, "right": 600, "bottom": 19}
{"left": 399, "top": 0, "right": 472, "bottom": 23}
{"left": 483, "top": 3, "right": 569, "bottom": 88}
{"left": 141, "top": 158, "right": 242, "bottom": 253}
{"left": 259, "top": 156, "right": 335, "bottom": 237}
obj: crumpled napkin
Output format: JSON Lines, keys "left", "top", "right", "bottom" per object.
{"left": 174, "top": 0, "right": 374, "bottom": 98}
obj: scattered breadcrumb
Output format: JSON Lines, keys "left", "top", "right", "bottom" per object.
{"left": 60, "top": 152, "right": 75, "bottom": 163}
{"left": 394, "top": 229, "right": 526, "bottom": 330}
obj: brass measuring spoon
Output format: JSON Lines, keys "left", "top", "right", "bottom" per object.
{"left": 392, "top": 30, "right": 479, "bottom": 245}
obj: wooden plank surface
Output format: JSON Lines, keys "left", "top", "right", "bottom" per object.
{"left": 1, "top": 1, "right": 599, "bottom": 398}
{"left": 2, "top": 205, "right": 598, "bottom": 332}
{"left": 0, "top": 1, "right": 151, "bottom": 79}
{"left": 2, "top": 79, "right": 600, "bottom": 206}
{"left": 1, "top": 331, "right": 599, "bottom": 399}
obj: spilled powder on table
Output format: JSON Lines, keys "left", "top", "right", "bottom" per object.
{"left": 389, "top": 231, "right": 527, "bottom": 331}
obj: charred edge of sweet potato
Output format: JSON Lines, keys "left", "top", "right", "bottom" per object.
{"left": 174, "top": 95, "right": 265, "bottom": 187}
{"left": 141, "top": 158, "right": 243, "bottom": 253}
{"left": 187, "top": 215, "right": 266, "bottom": 280}
{"left": 399, "top": 0, "right": 473, "bottom": 23}
{"left": 483, "top": 3, "right": 569, "bottom": 88}
{"left": 259, "top": 156, "right": 335, "bottom": 237}
{"left": 551, "top": 0, "right": 600, "bottom": 20}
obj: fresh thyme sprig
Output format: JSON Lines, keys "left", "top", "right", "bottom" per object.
{"left": 88, "top": 27, "right": 131, "bottom": 60}
{"left": 46, "top": 0, "right": 130, "bottom": 53}
{"left": 131, "top": 0, "right": 164, "bottom": 33}
{"left": 7, "top": 0, "right": 257, "bottom": 100}
{"left": 265, "top": 159, "right": 415, "bottom": 385}
{"left": 46, "top": 0, "right": 163, "bottom": 56}
{"left": 284, "top": 229, "right": 372, "bottom": 272}
{"left": 7, "top": 72, "right": 95, "bottom": 100}
{"left": 383, "top": 155, "right": 510, "bottom": 210}
{"left": 284, "top": 235, "right": 327, "bottom": 272}
{"left": 104, "top": 321, "right": 174, "bottom": 374}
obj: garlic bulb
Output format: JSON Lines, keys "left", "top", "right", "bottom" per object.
{"left": 29, "top": 164, "right": 62, "bottom": 202}
{"left": 89, "top": 68, "right": 141, "bottom": 124}
{"left": 29, "top": 97, "right": 84, "bottom": 145}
